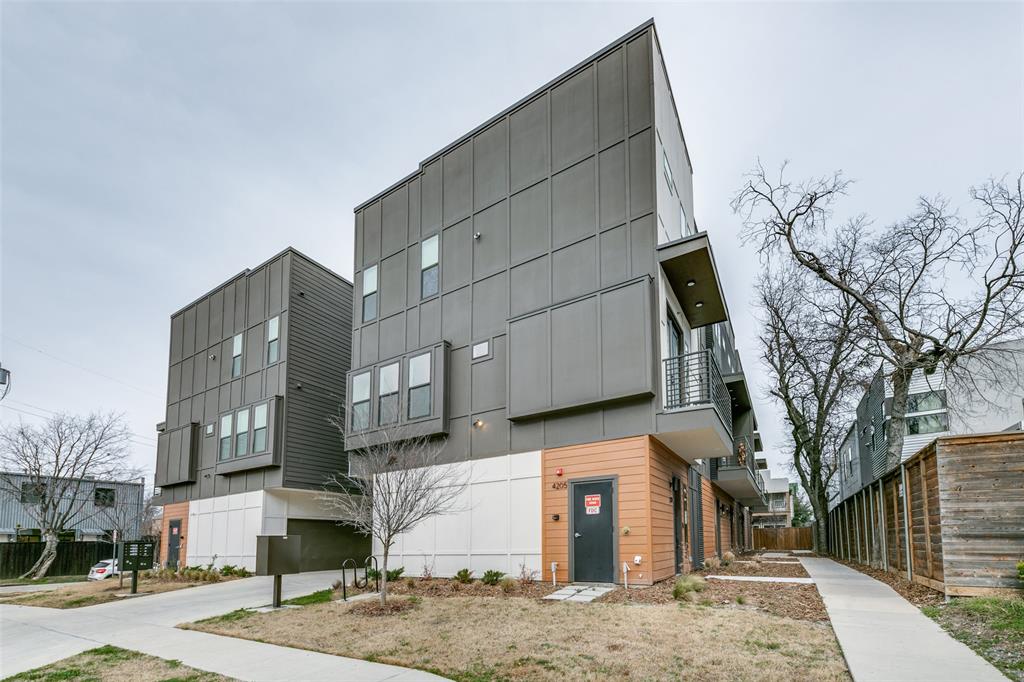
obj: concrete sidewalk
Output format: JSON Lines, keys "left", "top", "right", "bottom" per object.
{"left": 800, "top": 557, "right": 1004, "bottom": 682}
{"left": 0, "top": 570, "right": 448, "bottom": 681}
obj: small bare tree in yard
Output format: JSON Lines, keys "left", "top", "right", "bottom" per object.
{"left": 736, "top": 164, "right": 1024, "bottom": 472}
{"left": 321, "top": 423, "right": 466, "bottom": 605}
{"left": 759, "top": 263, "right": 873, "bottom": 550}
{"left": 99, "top": 485, "right": 148, "bottom": 587}
{"left": 0, "top": 413, "right": 137, "bottom": 579}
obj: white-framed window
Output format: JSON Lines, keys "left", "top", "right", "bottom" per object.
{"left": 235, "top": 407, "right": 250, "bottom": 457}
{"left": 219, "top": 413, "right": 233, "bottom": 461}
{"left": 267, "top": 316, "right": 280, "bottom": 364}
{"left": 352, "top": 372, "right": 371, "bottom": 430}
{"left": 378, "top": 362, "right": 400, "bottom": 425}
{"left": 363, "top": 265, "right": 378, "bottom": 322}
{"left": 231, "top": 333, "right": 244, "bottom": 377}
{"left": 421, "top": 235, "right": 439, "bottom": 299}
{"left": 471, "top": 340, "right": 490, "bottom": 360}
{"left": 408, "top": 353, "right": 431, "bottom": 419}
{"left": 253, "top": 403, "right": 269, "bottom": 453}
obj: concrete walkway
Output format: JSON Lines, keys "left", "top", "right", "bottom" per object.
{"left": 800, "top": 557, "right": 1004, "bottom": 682}
{"left": 0, "top": 581, "right": 74, "bottom": 595}
{"left": 0, "top": 570, "right": 448, "bottom": 681}
{"left": 707, "top": 575, "right": 814, "bottom": 584}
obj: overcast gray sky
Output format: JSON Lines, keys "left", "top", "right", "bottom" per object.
{"left": 2, "top": 1, "right": 1022, "bottom": 483}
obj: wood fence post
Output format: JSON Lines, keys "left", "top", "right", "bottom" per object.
{"left": 919, "top": 461, "right": 934, "bottom": 579}
{"left": 854, "top": 493, "right": 862, "bottom": 563}
{"left": 879, "top": 479, "right": 888, "bottom": 571}
{"left": 891, "top": 477, "right": 900, "bottom": 571}
{"left": 900, "top": 463, "right": 913, "bottom": 582}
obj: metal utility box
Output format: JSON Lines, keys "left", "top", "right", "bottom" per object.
{"left": 256, "top": 535, "right": 302, "bottom": 576}
{"left": 121, "top": 541, "right": 156, "bottom": 571}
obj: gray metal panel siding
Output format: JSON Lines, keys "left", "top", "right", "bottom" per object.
{"left": 281, "top": 254, "right": 353, "bottom": 489}
{"left": 0, "top": 473, "right": 145, "bottom": 538}
{"left": 157, "top": 249, "right": 351, "bottom": 502}
{"left": 350, "top": 27, "right": 659, "bottom": 459}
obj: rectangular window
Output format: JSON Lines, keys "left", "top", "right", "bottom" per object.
{"left": 907, "top": 412, "right": 949, "bottom": 435}
{"left": 471, "top": 340, "right": 490, "bottom": 360}
{"left": 662, "top": 150, "right": 675, "bottom": 195}
{"left": 352, "top": 372, "right": 371, "bottom": 430}
{"left": 231, "top": 333, "right": 243, "bottom": 377}
{"left": 408, "top": 353, "right": 431, "bottom": 419}
{"left": 20, "top": 482, "right": 45, "bottom": 504}
{"left": 378, "top": 363, "right": 400, "bottom": 425}
{"left": 219, "top": 414, "right": 233, "bottom": 461}
{"left": 267, "top": 316, "right": 280, "bottom": 364}
{"left": 363, "top": 265, "right": 378, "bottom": 322}
{"left": 94, "top": 487, "right": 115, "bottom": 508}
{"left": 235, "top": 408, "right": 250, "bottom": 456}
{"left": 907, "top": 390, "right": 946, "bottom": 413}
{"left": 253, "top": 403, "right": 269, "bottom": 453}
{"left": 421, "top": 235, "right": 439, "bottom": 299}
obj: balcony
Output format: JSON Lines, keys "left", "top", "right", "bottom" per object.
{"left": 657, "top": 233, "right": 728, "bottom": 329}
{"left": 654, "top": 349, "right": 733, "bottom": 463}
{"left": 711, "top": 435, "right": 767, "bottom": 507}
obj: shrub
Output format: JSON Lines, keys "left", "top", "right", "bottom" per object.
{"left": 421, "top": 563, "right": 434, "bottom": 580}
{"left": 704, "top": 557, "right": 721, "bottom": 570}
{"left": 481, "top": 570, "right": 505, "bottom": 586}
{"left": 518, "top": 561, "right": 537, "bottom": 585}
{"left": 405, "top": 577, "right": 416, "bottom": 590}
{"left": 219, "top": 564, "right": 251, "bottom": 578}
{"left": 1017, "top": 561, "right": 1023, "bottom": 584}
{"left": 454, "top": 568, "right": 474, "bottom": 584}
{"left": 499, "top": 577, "right": 516, "bottom": 594}
{"left": 721, "top": 551, "right": 735, "bottom": 566}
{"left": 672, "top": 575, "right": 706, "bottom": 600}
{"left": 366, "top": 566, "right": 404, "bottom": 582}
{"left": 736, "top": 595, "right": 746, "bottom": 605}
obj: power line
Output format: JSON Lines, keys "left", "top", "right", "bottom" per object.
{"left": 5, "top": 400, "right": 157, "bottom": 444}
{"left": 3, "top": 336, "right": 162, "bottom": 399}
{"left": 0, "top": 404, "right": 158, "bottom": 450}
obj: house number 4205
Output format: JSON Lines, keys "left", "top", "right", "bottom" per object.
{"left": 551, "top": 481, "right": 568, "bottom": 490}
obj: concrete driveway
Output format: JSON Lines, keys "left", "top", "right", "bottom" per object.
{"left": 0, "top": 570, "right": 448, "bottom": 681}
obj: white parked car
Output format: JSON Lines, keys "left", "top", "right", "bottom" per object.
{"left": 87, "top": 559, "right": 120, "bottom": 580}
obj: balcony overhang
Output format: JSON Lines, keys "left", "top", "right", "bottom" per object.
{"left": 723, "top": 373, "right": 753, "bottom": 411}
{"left": 657, "top": 233, "right": 727, "bottom": 328}
{"left": 654, "top": 405, "right": 732, "bottom": 464}
{"left": 715, "top": 466, "right": 765, "bottom": 507}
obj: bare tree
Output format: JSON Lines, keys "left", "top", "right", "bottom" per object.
{"left": 736, "top": 164, "right": 1024, "bottom": 471}
{"left": 758, "top": 263, "right": 873, "bottom": 549}
{"left": 320, "top": 422, "right": 466, "bottom": 605}
{"left": 0, "top": 413, "right": 137, "bottom": 579}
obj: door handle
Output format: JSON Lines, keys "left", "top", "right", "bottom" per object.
{"left": 574, "top": 532, "right": 583, "bottom": 538}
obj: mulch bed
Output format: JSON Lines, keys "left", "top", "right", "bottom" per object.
{"left": 346, "top": 598, "right": 417, "bottom": 616}
{"left": 835, "top": 559, "right": 943, "bottom": 607}
{"left": 595, "top": 575, "right": 829, "bottom": 622}
{"left": 702, "top": 560, "right": 809, "bottom": 578}
{"left": 343, "top": 577, "right": 556, "bottom": 600}
{"left": 924, "top": 597, "right": 1024, "bottom": 681}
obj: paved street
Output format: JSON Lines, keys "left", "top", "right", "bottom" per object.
{"left": 800, "top": 557, "right": 1005, "bottom": 682}
{"left": 0, "top": 570, "right": 448, "bottom": 681}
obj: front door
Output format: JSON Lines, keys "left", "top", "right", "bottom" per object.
{"left": 167, "top": 519, "right": 182, "bottom": 569}
{"left": 689, "top": 469, "right": 703, "bottom": 568}
{"left": 571, "top": 480, "right": 614, "bottom": 583}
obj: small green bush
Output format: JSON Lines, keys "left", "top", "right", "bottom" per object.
{"left": 499, "top": 577, "right": 516, "bottom": 594}
{"left": 219, "top": 564, "right": 252, "bottom": 578}
{"left": 736, "top": 595, "right": 746, "bottom": 605}
{"left": 672, "top": 575, "right": 706, "bottom": 600}
{"left": 366, "top": 566, "right": 405, "bottom": 582}
{"left": 481, "top": 570, "right": 505, "bottom": 586}
{"left": 454, "top": 568, "right": 474, "bottom": 584}
{"left": 1017, "top": 560, "right": 1023, "bottom": 584}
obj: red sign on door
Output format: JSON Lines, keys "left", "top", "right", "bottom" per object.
{"left": 584, "top": 494, "right": 601, "bottom": 515}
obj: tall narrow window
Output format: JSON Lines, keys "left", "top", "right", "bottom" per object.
{"left": 421, "top": 235, "right": 439, "bottom": 299}
{"left": 378, "top": 363, "right": 400, "bottom": 425}
{"left": 363, "top": 265, "right": 378, "bottom": 322}
{"left": 235, "top": 408, "right": 250, "bottom": 457}
{"left": 408, "top": 353, "right": 431, "bottom": 419}
{"left": 266, "top": 316, "right": 280, "bottom": 364}
{"left": 662, "top": 150, "right": 675, "bottom": 195}
{"left": 231, "top": 333, "right": 243, "bottom": 377}
{"left": 219, "top": 414, "right": 233, "bottom": 461}
{"left": 253, "top": 403, "right": 269, "bottom": 453}
{"left": 352, "top": 372, "right": 371, "bottom": 430}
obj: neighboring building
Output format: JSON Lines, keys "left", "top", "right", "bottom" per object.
{"left": 753, "top": 471, "right": 792, "bottom": 528}
{"left": 343, "top": 20, "right": 771, "bottom": 585}
{"left": 151, "top": 247, "right": 368, "bottom": 571}
{"left": 0, "top": 472, "right": 144, "bottom": 543}
{"left": 836, "top": 340, "right": 1024, "bottom": 506}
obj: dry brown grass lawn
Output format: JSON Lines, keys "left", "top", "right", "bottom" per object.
{"left": 186, "top": 595, "right": 850, "bottom": 682}
{"left": 0, "top": 577, "right": 207, "bottom": 609}
{"left": 3, "top": 645, "right": 233, "bottom": 682}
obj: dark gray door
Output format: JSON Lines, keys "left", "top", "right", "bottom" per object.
{"left": 572, "top": 480, "right": 614, "bottom": 583}
{"left": 167, "top": 519, "right": 182, "bottom": 569}
{"left": 689, "top": 469, "right": 703, "bottom": 569}
{"left": 672, "top": 476, "right": 683, "bottom": 573}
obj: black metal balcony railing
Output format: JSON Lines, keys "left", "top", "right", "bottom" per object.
{"left": 713, "top": 434, "right": 766, "bottom": 500}
{"left": 663, "top": 350, "right": 732, "bottom": 435}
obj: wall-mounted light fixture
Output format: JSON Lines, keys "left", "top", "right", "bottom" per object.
{"left": 473, "top": 232, "right": 481, "bottom": 240}
{"left": 209, "top": 354, "right": 216, "bottom": 360}
{"left": 473, "top": 418, "right": 483, "bottom": 428}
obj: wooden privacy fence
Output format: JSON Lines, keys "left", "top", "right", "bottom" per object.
{"left": 753, "top": 527, "right": 813, "bottom": 551}
{"left": 0, "top": 541, "right": 115, "bottom": 579}
{"left": 828, "top": 432, "right": 1024, "bottom": 597}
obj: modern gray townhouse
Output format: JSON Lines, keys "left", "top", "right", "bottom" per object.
{"left": 151, "top": 248, "right": 368, "bottom": 570}
{"left": 343, "top": 20, "right": 773, "bottom": 585}
{"left": 835, "top": 340, "right": 1024, "bottom": 504}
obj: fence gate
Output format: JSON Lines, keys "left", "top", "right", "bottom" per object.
{"left": 753, "top": 527, "right": 813, "bottom": 551}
